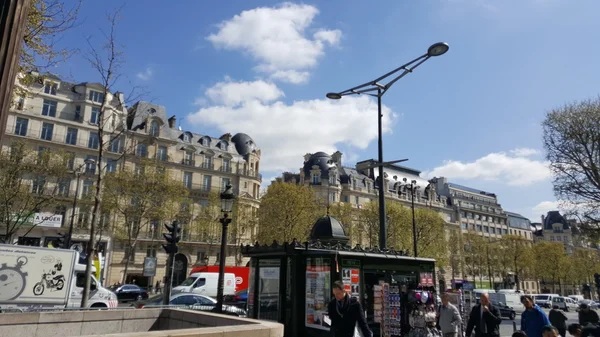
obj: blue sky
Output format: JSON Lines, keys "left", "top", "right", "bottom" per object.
{"left": 53, "top": 0, "right": 600, "bottom": 221}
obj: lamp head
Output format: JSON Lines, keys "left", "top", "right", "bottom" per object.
{"left": 220, "top": 184, "right": 236, "bottom": 213}
{"left": 326, "top": 92, "right": 342, "bottom": 100}
{"left": 427, "top": 42, "right": 449, "bottom": 57}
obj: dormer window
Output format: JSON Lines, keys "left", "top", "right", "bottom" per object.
{"left": 219, "top": 141, "right": 228, "bottom": 151}
{"left": 44, "top": 82, "right": 58, "bottom": 95}
{"left": 183, "top": 132, "right": 192, "bottom": 143}
{"left": 89, "top": 90, "right": 104, "bottom": 103}
{"left": 312, "top": 174, "right": 319, "bottom": 184}
{"left": 149, "top": 120, "right": 160, "bottom": 137}
{"left": 199, "top": 136, "right": 210, "bottom": 146}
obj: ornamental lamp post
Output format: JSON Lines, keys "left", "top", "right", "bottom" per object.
{"left": 66, "top": 158, "right": 96, "bottom": 249}
{"left": 326, "top": 42, "right": 449, "bottom": 249}
{"left": 215, "top": 183, "right": 235, "bottom": 313}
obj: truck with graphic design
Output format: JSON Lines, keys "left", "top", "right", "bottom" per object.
{"left": 0, "top": 244, "right": 118, "bottom": 310}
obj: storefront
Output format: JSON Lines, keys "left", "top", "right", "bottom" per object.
{"left": 242, "top": 216, "right": 439, "bottom": 337}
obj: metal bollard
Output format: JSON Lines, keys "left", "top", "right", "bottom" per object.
{"left": 513, "top": 321, "right": 517, "bottom": 332}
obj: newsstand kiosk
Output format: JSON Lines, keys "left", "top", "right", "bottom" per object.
{"left": 242, "top": 215, "right": 438, "bottom": 337}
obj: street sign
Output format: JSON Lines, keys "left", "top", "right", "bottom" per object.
{"left": 143, "top": 257, "right": 157, "bottom": 277}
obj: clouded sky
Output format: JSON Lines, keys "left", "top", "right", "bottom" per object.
{"left": 53, "top": 0, "right": 600, "bottom": 220}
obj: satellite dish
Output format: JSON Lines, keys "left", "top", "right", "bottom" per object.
{"left": 178, "top": 126, "right": 182, "bottom": 131}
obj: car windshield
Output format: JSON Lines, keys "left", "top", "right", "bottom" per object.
{"left": 536, "top": 295, "right": 549, "bottom": 300}
{"left": 178, "top": 277, "right": 197, "bottom": 287}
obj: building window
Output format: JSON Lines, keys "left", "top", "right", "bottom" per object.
{"left": 149, "top": 120, "right": 160, "bottom": 137}
{"left": 90, "top": 107, "right": 100, "bottom": 124}
{"left": 58, "top": 178, "right": 70, "bottom": 196}
{"left": 203, "top": 156, "right": 212, "bottom": 169}
{"left": 85, "top": 155, "right": 97, "bottom": 174}
{"left": 183, "top": 172, "right": 193, "bottom": 188}
{"left": 491, "top": 227, "right": 496, "bottom": 234}
{"left": 16, "top": 97, "right": 24, "bottom": 110}
{"left": 461, "top": 223, "right": 468, "bottom": 230}
{"left": 476, "top": 225, "right": 482, "bottom": 231}
{"left": 75, "top": 105, "right": 82, "bottom": 121}
{"left": 183, "top": 151, "right": 194, "bottom": 165}
{"left": 312, "top": 174, "right": 319, "bottom": 184}
{"left": 88, "top": 132, "right": 99, "bottom": 149}
{"left": 41, "top": 99, "right": 57, "bottom": 117}
{"left": 157, "top": 146, "right": 167, "bottom": 161}
{"left": 41, "top": 122, "right": 54, "bottom": 141}
{"left": 109, "top": 137, "right": 122, "bottom": 153}
{"left": 343, "top": 195, "right": 349, "bottom": 202}
{"left": 222, "top": 159, "right": 231, "bottom": 172}
{"left": 196, "top": 251, "right": 206, "bottom": 264}
{"left": 203, "top": 175, "right": 212, "bottom": 190}
{"left": 222, "top": 177, "right": 230, "bottom": 190}
{"left": 31, "top": 176, "right": 46, "bottom": 194}
{"left": 136, "top": 143, "right": 148, "bottom": 157}
{"left": 66, "top": 152, "right": 75, "bottom": 170}
{"left": 503, "top": 229, "right": 508, "bottom": 235}
{"left": 44, "top": 82, "right": 58, "bottom": 95}
{"left": 484, "top": 226, "right": 489, "bottom": 233}
{"left": 329, "top": 192, "right": 336, "bottom": 203}
{"left": 66, "top": 128, "right": 78, "bottom": 145}
{"left": 89, "top": 90, "right": 104, "bottom": 103}
{"left": 106, "top": 159, "right": 117, "bottom": 173}
{"left": 355, "top": 196, "right": 359, "bottom": 205}
{"left": 183, "top": 133, "right": 191, "bottom": 142}
{"left": 14, "top": 117, "right": 28, "bottom": 136}
{"left": 82, "top": 180, "right": 94, "bottom": 196}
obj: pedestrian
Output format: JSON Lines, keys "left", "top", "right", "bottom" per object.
{"left": 155, "top": 280, "right": 161, "bottom": 294}
{"left": 542, "top": 325, "right": 559, "bottom": 337}
{"left": 438, "top": 293, "right": 462, "bottom": 337}
{"left": 567, "top": 323, "right": 600, "bottom": 337}
{"left": 465, "top": 293, "right": 502, "bottom": 337}
{"left": 548, "top": 305, "right": 568, "bottom": 337}
{"left": 579, "top": 303, "right": 600, "bottom": 326}
{"left": 327, "top": 280, "right": 372, "bottom": 337}
{"left": 521, "top": 295, "right": 551, "bottom": 337}
{"left": 512, "top": 330, "right": 528, "bottom": 337}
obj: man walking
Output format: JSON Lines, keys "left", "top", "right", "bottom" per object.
{"left": 521, "top": 295, "right": 551, "bottom": 337}
{"left": 549, "top": 304, "right": 568, "bottom": 337}
{"left": 327, "top": 280, "right": 372, "bottom": 337}
{"left": 439, "top": 293, "right": 462, "bottom": 337}
{"left": 465, "top": 293, "right": 502, "bottom": 337}
{"left": 579, "top": 303, "right": 600, "bottom": 326}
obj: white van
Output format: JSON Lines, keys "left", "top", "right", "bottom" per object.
{"left": 172, "top": 272, "right": 236, "bottom": 297}
{"left": 534, "top": 294, "right": 560, "bottom": 308}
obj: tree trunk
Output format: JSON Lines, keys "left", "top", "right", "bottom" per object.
{"left": 81, "top": 172, "right": 101, "bottom": 307}
{"left": 122, "top": 243, "right": 132, "bottom": 284}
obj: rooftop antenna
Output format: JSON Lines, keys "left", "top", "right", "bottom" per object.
{"left": 177, "top": 118, "right": 182, "bottom": 131}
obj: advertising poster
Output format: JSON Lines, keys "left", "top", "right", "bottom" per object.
{"left": 419, "top": 272, "right": 434, "bottom": 287}
{"left": 342, "top": 268, "right": 360, "bottom": 297}
{"left": 305, "top": 259, "right": 331, "bottom": 331}
{"left": 0, "top": 245, "right": 76, "bottom": 304}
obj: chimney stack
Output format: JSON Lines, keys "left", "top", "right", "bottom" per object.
{"left": 168, "top": 115, "right": 176, "bottom": 129}
{"left": 219, "top": 133, "right": 232, "bottom": 142}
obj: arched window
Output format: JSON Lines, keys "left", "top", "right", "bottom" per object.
{"left": 149, "top": 120, "right": 160, "bottom": 137}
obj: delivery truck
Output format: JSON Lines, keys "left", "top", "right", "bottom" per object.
{"left": 172, "top": 272, "right": 236, "bottom": 297}
{"left": 0, "top": 244, "right": 118, "bottom": 310}
{"left": 189, "top": 266, "right": 249, "bottom": 292}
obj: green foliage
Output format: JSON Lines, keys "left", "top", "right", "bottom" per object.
{"left": 358, "top": 201, "right": 447, "bottom": 263}
{"left": 0, "top": 141, "right": 72, "bottom": 241}
{"left": 532, "top": 241, "right": 568, "bottom": 286}
{"left": 256, "top": 182, "right": 321, "bottom": 243}
{"left": 16, "top": 0, "right": 81, "bottom": 97}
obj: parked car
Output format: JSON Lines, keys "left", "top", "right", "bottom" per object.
{"left": 492, "top": 301, "right": 516, "bottom": 320}
{"left": 552, "top": 296, "right": 578, "bottom": 312}
{"left": 132, "top": 293, "right": 247, "bottom": 317}
{"left": 223, "top": 289, "right": 247, "bottom": 309}
{"left": 579, "top": 300, "right": 599, "bottom": 310}
{"left": 109, "top": 284, "right": 149, "bottom": 302}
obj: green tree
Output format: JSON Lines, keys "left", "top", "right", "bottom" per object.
{"left": 542, "top": 97, "right": 600, "bottom": 233}
{"left": 498, "top": 235, "right": 534, "bottom": 291}
{"left": 533, "top": 241, "right": 568, "bottom": 293}
{"left": 325, "top": 202, "right": 357, "bottom": 243}
{"left": 102, "top": 159, "right": 189, "bottom": 282}
{"left": 447, "top": 229, "right": 464, "bottom": 281}
{"left": 462, "top": 231, "right": 486, "bottom": 283}
{"left": 0, "top": 142, "right": 71, "bottom": 242}
{"left": 17, "top": 0, "right": 81, "bottom": 97}
{"left": 256, "top": 182, "right": 320, "bottom": 243}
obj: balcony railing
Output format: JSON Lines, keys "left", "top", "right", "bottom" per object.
{"left": 186, "top": 183, "right": 238, "bottom": 195}
{"left": 200, "top": 163, "right": 214, "bottom": 170}
{"left": 181, "top": 159, "right": 195, "bottom": 166}
{"left": 220, "top": 166, "right": 233, "bottom": 173}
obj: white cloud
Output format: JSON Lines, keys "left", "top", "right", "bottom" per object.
{"left": 510, "top": 148, "right": 540, "bottom": 157}
{"left": 205, "top": 78, "right": 284, "bottom": 106}
{"left": 187, "top": 79, "right": 395, "bottom": 172}
{"left": 206, "top": 3, "right": 341, "bottom": 84}
{"left": 136, "top": 67, "right": 153, "bottom": 81}
{"left": 270, "top": 70, "right": 310, "bottom": 84}
{"left": 532, "top": 201, "right": 560, "bottom": 217}
{"left": 422, "top": 149, "right": 552, "bottom": 186}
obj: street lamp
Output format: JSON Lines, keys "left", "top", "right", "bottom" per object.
{"left": 66, "top": 158, "right": 95, "bottom": 249}
{"left": 404, "top": 178, "right": 419, "bottom": 257}
{"left": 215, "top": 183, "right": 235, "bottom": 313}
{"left": 326, "top": 42, "right": 449, "bottom": 249}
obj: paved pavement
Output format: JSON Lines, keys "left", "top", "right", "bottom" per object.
{"left": 498, "top": 309, "right": 579, "bottom": 337}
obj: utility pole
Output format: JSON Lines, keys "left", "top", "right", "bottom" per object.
{"left": 162, "top": 221, "right": 181, "bottom": 305}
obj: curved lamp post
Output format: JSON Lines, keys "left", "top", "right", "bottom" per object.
{"left": 326, "top": 42, "right": 449, "bottom": 250}
{"left": 215, "top": 184, "right": 235, "bottom": 313}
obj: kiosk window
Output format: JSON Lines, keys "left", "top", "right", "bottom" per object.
{"left": 258, "top": 259, "right": 280, "bottom": 321}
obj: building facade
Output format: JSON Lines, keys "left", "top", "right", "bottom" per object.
{"left": 1, "top": 75, "right": 262, "bottom": 287}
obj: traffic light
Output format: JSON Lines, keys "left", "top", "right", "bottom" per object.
{"left": 162, "top": 221, "right": 181, "bottom": 254}
{"left": 56, "top": 233, "right": 66, "bottom": 249}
